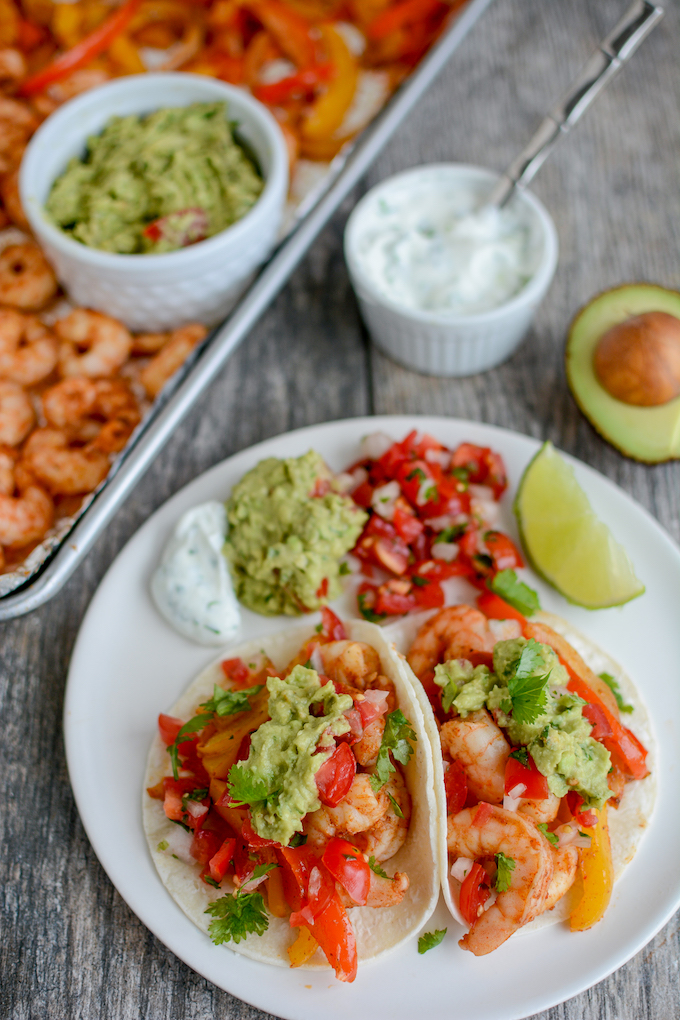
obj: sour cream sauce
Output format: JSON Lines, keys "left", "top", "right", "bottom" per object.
{"left": 151, "top": 501, "right": 241, "bottom": 645}
{"left": 352, "top": 177, "right": 537, "bottom": 316}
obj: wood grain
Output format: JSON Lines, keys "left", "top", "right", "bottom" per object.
{"left": 1, "top": 0, "right": 679, "bottom": 1017}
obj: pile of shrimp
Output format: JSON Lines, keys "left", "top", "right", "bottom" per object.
{"left": 407, "top": 606, "right": 580, "bottom": 956}
{"left": 0, "top": 251, "right": 207, "bottom": 572}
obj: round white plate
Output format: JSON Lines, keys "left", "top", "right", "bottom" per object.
{"left": 64, "top": 416, "right": 680, "bottom": 1020}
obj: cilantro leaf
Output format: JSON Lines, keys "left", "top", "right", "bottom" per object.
{"left": 199, "top": 684, "right": 263, "bottom": 717}
{"left": 205, "top": 890, "right": 269, "bottom": 945}
{"left": 370, "top": 709, "right": 416, "bottom": 792}
{"left": 227, "top": 763, "right": 270, "bottom": 805}
{"left": 357, "top": 592, "right": 386, "bottom": 623}
{"left": 251, "top": 862, "right": 278, "bottom": 881}
{"left": 289, "top": 833, "right": 307, "bottom": 848}
{"left": 417, "top": 929, "right": 447, "bottom": 954}
{"left": 203, "top": 875, "right": 221, "bottom": 889}
{"left": 406, "top": 467, "right": 426, "bottom": 482}
{"left": 494, "top": 852, "right": 516, "bottom": 892}
{"left": 489, "top": 569, "right": 541, "bottom": 616}
{"left": 368, "top": 855, "right": 388, "bottom": 879}
{"left": 506, "top": 640, "right": 551, "bottom": 724}
{"left": 438, "top": 523, "right": 466, "bottom": 543}
{"left": 509, "top": 746, "right": 529, "bottom": 766}
{"left": 167, "top": 713, "right": 213, "bottom": 780}
{"left": 387, "top": 792, "right": 404, "bottom": 818}
{"left": 339, "top": 562, "right": 351, "bottom": 576}
{"left": 411, "top": 575, "right": 428, "bottom": 587}
{"left": 599, "top": 672, "right": 633, "bottom": 714}
{"left": 537, "top": 823, "right": 559, "bottom": 847}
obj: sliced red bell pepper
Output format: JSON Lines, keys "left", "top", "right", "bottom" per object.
{"left": 255, "top": 63, "right": 333, "bottom": 104}
{"left": 566, "top": 791, "right": 598, "bottom": 828}
{"left": 444, "top": 759, "right": 468, "bottom": 815}
{"left": 208, "top": 837, "right": 236, "bottom": 882}
{"left": 458, "top": 861, "right": 490, "bottom": 926}
{"left": 566, "top": 674, "right": 649, "bottom": 780}
{"left": 293, "top": 887, "right": 358, "bottom": 982}
{"left": 477, "top": 589, "right": 528, "bottom": 628}
{"left": 582, "top": 703, "right": 612, "bottom": 742}
{"left": 505, "top": 751, "right": 549, "bottom": 799}
{"left": 19, "top": 0, "right": 142, "bottom": 96}
{"left": 244, "top": 0, "right": 316, "bottom": 67}
{"left": 315, "top": 742, "right": 356, "bottom": 807}
{"left": 322, "top": 838, "right": 370, "bottom": 906}
{"left": 320, "top": 607, "right": 347, "bottom": 641}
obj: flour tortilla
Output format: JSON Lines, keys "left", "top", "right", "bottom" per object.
{"left": 384, "top": 608, "right": 656, "bottom": 937}
{"left": 143, "top": 619, "right": 441, "bottom": 969}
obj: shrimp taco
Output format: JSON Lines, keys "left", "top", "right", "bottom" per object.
{"left": 144, "top": 610, "right": 440, "bottom": 982}
{"left": 387, "top": 599, "right": 655, "bottom": 956}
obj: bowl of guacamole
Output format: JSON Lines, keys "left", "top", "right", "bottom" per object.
{"left": 20, "top": 74, "right": 289, "bottom": 331}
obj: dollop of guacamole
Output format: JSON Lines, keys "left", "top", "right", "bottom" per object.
{"left": 224, "top": 450, "right": 368, "bottom": 616}
{"left": 434, "top": 636, "right": 612, "bottom": 808}
{"left": 46, "top": 102, "right": 263, "bottom": 254}
{"left": 231, "top": 664, "right": 353, "bottom": 844}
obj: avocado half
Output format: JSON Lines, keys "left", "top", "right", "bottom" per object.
{"left": 566, "top": 283, "right": 680, "bottom": 463}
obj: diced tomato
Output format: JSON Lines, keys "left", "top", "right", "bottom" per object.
{"left": 413, "top": 559, "right": 469, "bottom": 581}
{"left": 477, "top": 589, "right": 528, "bottom": 628}
{"left": 411, "top": 577, "right": 444, "bottom": 609}
{"left": 232, "top": 836, "right": 257, "bottom": 885}
{"left": 158, "top": 713, "right": 184, "bottom": 746}
{"left": 318, "top": 607, "right": 346, "bottom": 641}
{"left": 322, "top": 838, "right": 370, "bottom": 906}
{"left": 484, "top": 531, "right": 524, "bottom": 571}
{"left": 396, "top": 458, "right": 439, "bottom": 509}
{"left": 242, "top": 814, "right": 282, "bottom": 849}
{"left": 459, "top": 861, "right": 490, "bottom": 926}
{"left": 484, "top": 450, "right": 508, "bottom": 499}
{"left": 315, "top": 742, "right": 356, "bottom": 807}
{"left": 374, "top": 536, "right": 410, "bottom": 575}
{"left": 451, "top": 443, "right": 487, "bottom": 479}
{"left": 355, "top": 697, "right": 384, "bottom": 729}
{"left": 566, "top": 791, "right": 598, "bottom": 828}
{"left": 583, "top": 703, "right": 613, "bottom": 742}
{"left": 472, "top": 801, "right": 493, "bottom": 827}
{"left": 190, "top": 827, "right": 221, "bottom": 865}
{"left": 444, "top": 760, "right": 468, "bottom": 815}
{"left": 316, "top": 577, "right": 329, "bottom": 600}
{"left": 221, "top": 657, "right": 251, "bottom": 687}
{"left": 162, "top": 778, "right": 209, "bottom": 829}
{"left": 374, "top": 588, "right": 415, "bottom": 616}
{"left": 208, "top": 837, "right": 236, "bottom": 883}
{"left": 458, "top": 526, "right": 480, "bottom": 559}
{"left": 422, "top": 474, "right": 469, "bottom": 520}
{"left": 393, "top": 500, "right": 425, "bottom": 543}
{"left": 505, "top": 752, "right": 549, "bottom": 799}
{"left": 351, "top": 480, "right": 374, "bottom": 508}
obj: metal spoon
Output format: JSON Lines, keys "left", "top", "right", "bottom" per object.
{"left": 486, "top": 0, "right": 664, "bottom": 209}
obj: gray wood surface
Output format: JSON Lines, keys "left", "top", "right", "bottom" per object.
{"left": 2, "top": 0, "right": 679, "bottom": 1017}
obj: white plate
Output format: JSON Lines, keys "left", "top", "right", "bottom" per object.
{"left": 64, "top": 416, "right": 680, "bottom": 1020}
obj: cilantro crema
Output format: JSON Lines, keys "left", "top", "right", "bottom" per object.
{"left": 418, "top": 929, "right": 447, "bottom": 954}
{"left": 370, "top": 709, "right": 416, "bottom": 792}
{"left": 494, "top": 852, "right": 515, "bottom": 892}
{"left": 489, "top": 569, "right": 541, "bottom": 616}
{"left": 599, "top": 671, "right": 633, "bottom": 714}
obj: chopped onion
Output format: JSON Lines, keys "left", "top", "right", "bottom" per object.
{"left": 482, "top": 888, "right": 498, "bottom": 911}
{"left": 471, "top": 497, "right": 500, "bottom": 528}
{"left": 344, "top": 553, "right": 361, "bottom": 574}
{"left": 157, "top": 826, "right": 194, "bottom": 864}
{"left": 556, "top": 823, "right": 592, "bottom": 850}
{"left": 239, "top": 871, "right": 269, "bottom": 894}
{"left": 363, "top": 688, "right": 389, "bottom": 715}
{"left": 310, "top": 646, "right": 324, "bottom": 674}
{"left": 503, "top": 783, "right": 526, "bottom": 812}
{"left": 185, "top": 798, "right": 206, "bottom": 819}
{"left": 469, "top": 484, "right": 494, "bottom": 501}
{"left": 351, "top": 466, "right": 368, "bottom": 488}
{"left": 361, "top": 431, "right": 393, "bottom": 461}
{"left": 431, "top": 541, "right": 459, "bottom": 562}
{"left": 450, "top": 857, "right": 475, "bottom": 882}
{"left": 334, "top": 471, "right": 355, "bottom": 493}
{"left": 371, "top": 481, "right": 400, "bottom": 520}
{"left": 425, "top": 448, "right": 451, "bottom": 469}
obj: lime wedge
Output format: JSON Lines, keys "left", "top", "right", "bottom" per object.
{"left": 514, "top": 441, "right": 644, "bottom": 608}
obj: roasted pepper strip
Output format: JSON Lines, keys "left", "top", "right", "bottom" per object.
{"left": 20, "top": 0, "right": 143, "bottom": 95}
{"left": 301, "top": 24, "right": 357, "bottom": 142}
{"left": 570, "top": 804, "right": 613, "bottom": 931}
{"left": 287, "top": 925, "right": 319, "bottom": 966}
{"left": 255, "top": 62, "right": 333, "bottom": 103}
{"left": 244, "top": 0, "right": 316, "bottom": 67}
{"left": 367, "top": 0, "right": 444, "bottom": 40}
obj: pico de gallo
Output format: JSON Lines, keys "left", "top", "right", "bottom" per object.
{"left": 146, "top": 608, "right": 416, "bottom": 982}
{"left": 341, "top": 430, "right": 526, "bottom": 620}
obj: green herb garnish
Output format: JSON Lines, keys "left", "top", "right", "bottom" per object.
{"left": 489, "top": 569, "right": 541, "bottom": 616}
{"left": 418, "top": 929, "right": 447, "bottom": 954}
{"left": 494, "top": 852, "right": 516, "bottom": 892}
{"left": 599, "top": 672, "right": 633, "bottom": 714}
{"left": 368, "top": 856, "right": 388, "bottom": 879}
{"left": 537, "top": 823, "right": 559, "bottom": 847}
{"left": 370, "top": 709, "right": 416, "bottom": 792}
{"left": 505, "top": 640, "right": 551, "bottom": 724}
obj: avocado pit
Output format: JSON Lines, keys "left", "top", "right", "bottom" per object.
{"left": 593, "top": 311, "right": 680, "bottom": 407}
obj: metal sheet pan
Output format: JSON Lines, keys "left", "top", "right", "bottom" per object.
{"left": 0, "top": 0, "right": 495, "bottom": 620}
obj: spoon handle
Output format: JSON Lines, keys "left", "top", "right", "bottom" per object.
{"left": 487, "top": 0, "right": 664, "bottom": 208}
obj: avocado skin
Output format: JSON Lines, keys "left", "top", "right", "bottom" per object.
{"left": 566, "top": 283, "right": 680, "bottom": 464}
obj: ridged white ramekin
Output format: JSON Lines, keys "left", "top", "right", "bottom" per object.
{"left": 344, "top": 164, "right": 558, "bottom": 376}
{"left": 20, "top": 74, "right": 288, "bottom": 331}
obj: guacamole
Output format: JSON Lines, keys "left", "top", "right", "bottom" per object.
{"left": 434, "top": 636, "right": 612, "bottom": 809}
{"left": 229, "top": 664, "right": 353, "bottom": 844}
{"left": 225, "top": 450, "right": 368, "bottom": 616}
{"left": 46, "top": 102, "right": 263, "bottom": 254}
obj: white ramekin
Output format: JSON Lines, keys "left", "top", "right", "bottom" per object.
{"left": 20, "top": 73, "right": 288, "bottom": 331}
{"left": 344, "top": 164, "right": 559, "bottom": 376}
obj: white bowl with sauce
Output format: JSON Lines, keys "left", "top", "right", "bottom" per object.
{"left": 344, "top": 164, "right": 558, "bottom": 376}
{"left": 20, "top": 74, "right": 289, "bottom": 332}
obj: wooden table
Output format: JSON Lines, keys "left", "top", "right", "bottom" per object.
{"left": 2, "top": 1, "right": 679, "bottom": 1016}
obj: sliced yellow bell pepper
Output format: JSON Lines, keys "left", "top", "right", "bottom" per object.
{"left": 569, "top": 804, "right": 614, "bottom": 931}
{"left": 288, "top": 925, "right": 319, "bottom": 967}
{"left": 301, "top": 23, "right": 358, "bottom": 142}
{"left": 108, "top": 32, "right": 146, "bottom": 73}
{"left": 266, "top": 866, "right": 289, "bottom": 919}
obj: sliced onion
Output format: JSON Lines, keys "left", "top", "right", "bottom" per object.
{"left": 450, "top": 857, "right": 475, "bottom": 882}
{"left": 371, "top": 481, "right": 400, "bottom": 520}
{"left": 239, "top": 871, "right": 269, "bottom": 894}
{"left": 361, "top": 432, "right": 394, "bottom": 461}
{"left": 431, "top": 541, "right": 459, "bottom": 563}
{"left": 158, "top": 826, "right": 194, "bottom": 864}
{"left": 258, "top": 57, "right": 296, "bottom": 84}
{"left": 503, "top": 783, "right": 526, "bottom": 812}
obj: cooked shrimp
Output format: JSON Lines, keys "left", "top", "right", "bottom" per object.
{"left": 354, "top": 771, "right": 410, "bottom": 862}
{"left": 518, "top": 793, "right": 561, "bottom": 825}
{"left": 407, "top": 605, "right": 497, "bottom": 679}
{"left": 0, "top": 379, "right": 33, "bottom": 446}
{"left": 447, "top": 804, "right": 554, "bottom": 955}
{"left": 42, "top": 376, "right": 140, "bottom": 452}
{"left": 0, "top": 455, "right": 53, "bottom": 548}
{"left": 337, "top": 868, "right": 409, "bottom": 909}
{"left": 131, "top": 331, "right": 170, "bottom": 356}
{"left": 56, "top": 310, "right": 132, "bottom": 378}
{"left": 0, "top": 309, "right": 58, "bottom": 385}
{"left": 0, "top": 96, "right": 37, "bottom": 174}
{"left": 318, "top": 640, "right": 381, "bottom": 688}
{"left": 304, "top": 773, "right": 387, "bottom": 851}
{"left": 21, "top": 427, "right": 109, "bottom": 495}
{"left": 139, "top": 323, "right": 207, "bottom": 397}
{"left": 0, "top": 243, "right": 58, "bottom": 311}
{"left": 353, "top": 716, "right": 385, "bottom": 767}
{"left": 0, "top": 48, "right": 26, "bottom": 90}
{"left": 0, "top": 166, "right": 28, "bottom": 230}
{"left": 440, "top": 709, "right": 509, "bottom": 804}
{"left": 541, "top": 843, "right": 578, "bottom": 913}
